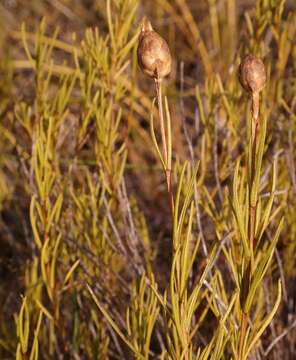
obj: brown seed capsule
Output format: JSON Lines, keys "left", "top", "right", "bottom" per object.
{"left": 137, "top": 19, "right": 172, "bottom": 80}
{"left": 238, "top": 55, "right": 266, "bottom": 94}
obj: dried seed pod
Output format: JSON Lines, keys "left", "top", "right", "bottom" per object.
{"left": 238, "top": 55, "right": 266, "bottom": 94}
{"left": 137, "top": 19, "right": 172, "bottom": 80}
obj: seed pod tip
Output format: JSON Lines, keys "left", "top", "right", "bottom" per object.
{"left": 137, "top": 19, "right": 172, "bottom": 80}
{"left": 238, "top": 55, "right": 266, "bottom": 94}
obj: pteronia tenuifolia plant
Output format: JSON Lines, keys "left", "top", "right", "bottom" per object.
{"left": 136, "top": 20, "right": 218, "bottom": 359}
{"left": 233, "top": 55, "right": 283, "bottom": 359}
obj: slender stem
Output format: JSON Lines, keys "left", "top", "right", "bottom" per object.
{"left": 252, "top": 91, "right": 259, "bottom": 124}
{"left": 238, "top": 91, "right": 260, "bottom": 360}
{"left": 155, "top": 78, "right": 168, "bottom": 165}
{"left": 250, "top": 91, "right": 260, "bottom": 252}
{"left": 155, "top": 78, "right": 174, "bottom": 215}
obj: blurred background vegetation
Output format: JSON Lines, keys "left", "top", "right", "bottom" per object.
{"left": 0, "top": 0, "right": 296, "bottom": 359}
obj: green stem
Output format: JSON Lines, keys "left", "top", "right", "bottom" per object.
{"left": 155, "top": 78, "right": 174, "bottom": 215}
{"left": 238, "top": 91, "right": 260, "bottom": 360}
